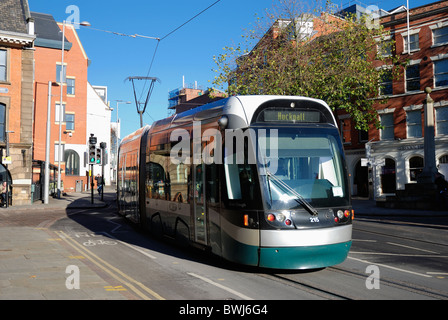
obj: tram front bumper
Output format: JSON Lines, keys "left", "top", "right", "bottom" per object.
{"left": 258, "top": 241, "right": 352, "bottom": 269}
{"left": 258, "top": 225, "right": 352, "bottom": 269}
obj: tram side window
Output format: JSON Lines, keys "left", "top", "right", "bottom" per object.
{"left": 146, "top": 161, "right": 168, "bottom": 199}
{"left": 222, "top": 137, "right": 262, "bottom": 209}
{"left": 206, "top": 164, "right": 219, "bottom": 204}
{"left": 222, "top": 162, "right": 262, "bottom": 210}
{"left": 170, "top": 162, "right": 190, "bottom": 203}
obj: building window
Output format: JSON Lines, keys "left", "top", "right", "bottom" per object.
{"left": 56, "top": 64, "right": 66, "bottom": 83}
{"left": 404, "top": 33, "right": 419, "bottom": 52}
{"left": 64, "top": 149, "right": 80, "bottom": 176}
{"left": 406, "top": 64, "right": 420, "bottom": 92}
{"left": 381, "top": 158, "right": 396, "bottom": 194}
{"left": 406, "top": 110, "right": 422, "bottom": 138}
{"left": 378, "top": 39, "right": 392, "bottom": 57}
{"left": 380, "top": 113, "right": 394, "bottom": 140}
{"left": 436, "top": 106, "right": 448, "bottom": 135}
{"left": 0, "top": 49, "right": 6, "bottom": 82}
{"left": 434, "top": 59, "right": 448, "bottom": 88}
{"left": 358, "top": 129, "right": 369, "bottom": 142}
{"left": 67, "top": 78, "right": 75, "bottom": 95}
{"left": 65, "top": 113, "right": 75, "bottom": 130}
{"left": 379, "top": 70, "right": 393, "bottom": 95}
{"left": 433, "top": 26, "right": 448, "bottom": 45}
{"left": 0, "top": 103, "right": 5, "bottom": 142}
{"left": 409, "top": 156, "right": 424, "bottom": 182}
{"left": 339, "top": 118, "right": 351, "bottom": 144}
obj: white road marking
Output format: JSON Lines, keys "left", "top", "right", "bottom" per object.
{"left": 349, "top": 251, "right": 447, "bottom": 257}
{"left": 387, "top": 242, "right": 439, "bottom": 254}
{"left": 348, "top": 256, "right": 433, "bottom": 278}
{"left": 188, "top": 272, "right": 254, "bottom": 300}
{"left": 100, "top": 231, "right": 157, "bottom": 260}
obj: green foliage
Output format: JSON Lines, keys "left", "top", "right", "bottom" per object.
{"left": 212, "top": 1, "right": 402, "bottom": 131}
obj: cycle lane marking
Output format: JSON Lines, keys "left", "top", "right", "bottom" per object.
{"left": 56, "top": 230, "right": 165, "bottom": 300}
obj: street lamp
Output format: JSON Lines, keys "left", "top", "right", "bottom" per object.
{"left": 57, "top": 20, "right": 90, "bottom": 198}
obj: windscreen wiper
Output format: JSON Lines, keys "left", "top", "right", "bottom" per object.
{"left": 266, "top": 169, "right": 319, "bottom": 216}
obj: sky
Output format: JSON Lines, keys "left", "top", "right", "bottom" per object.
{"left": 28, "top": 0, "right": 436, "bottom": 139}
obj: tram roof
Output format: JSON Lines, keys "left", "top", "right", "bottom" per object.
{"left": 149, "top": 95, "right": 333, "bottom": 134}
{"left": 120, "top": 95, "right": 334, "bottom": 145}
{"left": 120, "top": 125, "right": 151, "bottom": 145}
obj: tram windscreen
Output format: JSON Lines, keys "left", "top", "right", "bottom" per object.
{"left": 257, "top": 127, "right": 349, "bottom": 209}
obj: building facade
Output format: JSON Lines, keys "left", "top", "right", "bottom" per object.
{"left": 87, "top": 83, "right": 112, "bottom": 186}
{"left": 367, "top": 0, "right": 448, "bottom": 200}
{"left": 32, "top": 12, "right": 89, "bottom": 194}
{"left": 0, "top": 0, "right": 35, "bottom": 205}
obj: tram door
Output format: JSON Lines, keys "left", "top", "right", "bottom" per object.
{"left": 193, "top": 162, "right": 207, "bottom": 244}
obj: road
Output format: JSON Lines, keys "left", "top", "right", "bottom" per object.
{"left": 2, "top": 203, "right": 447, "bottom": 305}
{"left": 47, "top": 205, "right": 448, "bottom": 301}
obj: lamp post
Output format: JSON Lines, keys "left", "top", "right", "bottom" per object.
{"left": 57, "top": 19, "right": 90, "bottom": 198}
{"left": 44, "top": 81, "right": 59, "bottom": 204}
{"left": 113, "top": 100, "right": 131, "bottom": 182}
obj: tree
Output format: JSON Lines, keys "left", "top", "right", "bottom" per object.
{"left": 212, "top": 0, "right": 402, "bottom": 131}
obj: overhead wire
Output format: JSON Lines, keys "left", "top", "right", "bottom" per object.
{"left": 136, "top": 0, "right": 222, "bottom": 115}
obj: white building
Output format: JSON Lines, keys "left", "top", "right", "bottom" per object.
{"left": 86, "top": 83, "right": 113, "bottom": 185}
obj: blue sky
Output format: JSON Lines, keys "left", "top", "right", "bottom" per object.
{"left": 29, "top": 0, "right": 435, "bottom": 138}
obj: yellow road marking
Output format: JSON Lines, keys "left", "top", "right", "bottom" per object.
{"left": 69, "top": 255, "right": 85, "bottom": 259}
{"left": 57, "top": 231, "right": 165, "bottom": 300}
{"left": 104, "top": 285, "right": 127, "bottom": 291}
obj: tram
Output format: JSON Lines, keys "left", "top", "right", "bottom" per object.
{"left": 117, "top": 95, "right": 352, "bottom": 269}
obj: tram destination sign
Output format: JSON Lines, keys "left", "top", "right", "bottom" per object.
{"left": 263, "top": 109, "right": 321, "bottom": 123}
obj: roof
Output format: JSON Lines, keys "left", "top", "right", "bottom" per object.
{"left": 31, "top": 11, "right": 72, "bottom": 50}
{"left": 0, "top": 0, "right": 29, "bottom": 34}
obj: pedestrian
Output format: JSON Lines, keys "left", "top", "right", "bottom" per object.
{"left": 95, "top": 174, "right": 103, "bottom": 195}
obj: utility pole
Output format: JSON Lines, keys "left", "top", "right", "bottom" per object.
{"left": 100, "top": 142, "right": 107, "bottom": 201}
{"left": 88, "top": 134, "right": 97, "bottom": 204}
{"left": 125, "top": 76, "right": 160, "bottom": 127}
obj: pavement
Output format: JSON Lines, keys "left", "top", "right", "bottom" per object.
{"left": 0, "top": 186, "right": 131, "bottom": 300}
{"left": 0, "top": 186, "right": 116, "bottom": 214}
{"left": 0, "top": 188, "right": 447, "bottom": 300}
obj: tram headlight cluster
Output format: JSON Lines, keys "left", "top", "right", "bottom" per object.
{"left": 334, "top": 209, "right": 352, "bottom": 223}
{"left": 265, "top": 212, "right": 293, "bottom": 227}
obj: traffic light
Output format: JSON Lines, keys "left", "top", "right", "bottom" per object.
{"left": 89, "top": 144, "right": 96, "bottom": 164}
{"left": 96, "top": 148, "right": 102, "bottom": 165}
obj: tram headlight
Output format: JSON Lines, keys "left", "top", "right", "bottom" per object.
{"left": 337, "top": 210, "right": 344, "bottom": 219}
{"left": 276, "top": 213, "right": 286, "bottom": 223}
{"left": 267, "top": 214, "right": 275, "bottom": 222}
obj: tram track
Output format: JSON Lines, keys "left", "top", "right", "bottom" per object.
{"left": 353, "top": 219, "right": 448, "bottom": 248}
{"left": 257, "top": 264, "right": 448, "bottom": 300}
{"left": 256, "top": 272, "right": 353, "bottom": 300}
{"left": 330, "top": 265, "right": 448, "bottom": 300}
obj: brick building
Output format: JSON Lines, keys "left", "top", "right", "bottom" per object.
{"left": 0, "top": 0, "right": 35, "bottom": 206}
{"left": 32, "top": 12, "right": 89, "bottom": 194}
{"left": 366, "top": 0, "right": 448, "bottom": 200}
